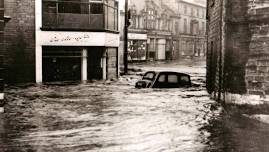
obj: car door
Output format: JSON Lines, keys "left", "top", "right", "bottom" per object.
{"left": 167, "top": 73, "right": 180, "bottom": 88}
{"left": 179, "top": 74, "right": 191, "bottom": 87}
{"left": 152, "top": 73, "right": 167, "bottom": 88}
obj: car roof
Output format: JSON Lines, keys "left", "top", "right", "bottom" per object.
{"left": 144, "top": 71, "right": 190, "bottom": 77}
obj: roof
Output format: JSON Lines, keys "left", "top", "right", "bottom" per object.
{"left": 180, "top": 0, "right": 206, "bottom": 8}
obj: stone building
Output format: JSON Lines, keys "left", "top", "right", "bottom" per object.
{"left": 2, "top": 0, "right": 120, "bottom": 83}
{"left": 207, "top": 0, "right": 269, "bottom": 104}
{"left": 167, "top": 0, "right": 207, "bottom": 57}
{"left": 0, "top": 0, "right": 9, "bottom": 103}
{"left": 0, "top": 0, "right": 4, "bottom": 102}
{"left": 120, "top": 0, "right": 207, "bottom": 62}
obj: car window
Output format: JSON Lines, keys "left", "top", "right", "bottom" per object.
{"left": 158, "top": 74, "right": 166, "bottom": 83}
{"left": 143, "top": 72, "right": 155, "bottom": 80}
{"left": 180, "top": 75, "right": 190, "bottom": 84}
{"left": 168, "top": 74, "right": 178, "bottom": 83}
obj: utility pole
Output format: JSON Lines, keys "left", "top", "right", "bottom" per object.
{"left": 124, "top": 0, "right": 129, "bottom": 74}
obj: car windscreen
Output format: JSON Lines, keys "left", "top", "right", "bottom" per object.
{"left": 142, "top": 72, "right": 155, "bottom": 80}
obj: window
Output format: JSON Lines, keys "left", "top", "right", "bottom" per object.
{"left": 202, "top": 22, "right": 205, "bottom": 34}
{"left": 175, "top": 21, "right": 179, "bottom": 34}
{"left": 42, "top": 0, "right": 118, "bottom": 31}
{"left": 197, "top": 8, "right": 199, "bottom": 17}
{"left": 58, "top": 0, "right": 85, "bottom": 14}
{"left": 158, "top": 75, "right": 166, "bottom": 83}
{"left": 184, "top": 18, "right": 187, "bottom": 33}
{"left": 0, "top": 0, "right": 3, "bottom": 8}
{"left": 90, "top": 3, "right": 103, "bottom": 14}
{"left": 184, "top": 5, "right": 187, "bottom": 14}
{"left": 168, "top": 75, "right": 178, "bottom": 83}
{"left": 180, "top": 76, "right": 190, "bottom": 85}
{"left": 147, "top": 9, "right": 155, "bottom": 29}
{"left": 143, "top": 72, "right": 155, "bottom": 80}
{"left": 191, "top": 7, "right": 194, "bottom": 16}
{"left": 196, "top": 22, "right": 199, "bottom": 34}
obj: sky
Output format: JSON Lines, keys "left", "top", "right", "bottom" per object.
{"left": 118, "top": 0, "right": 206, "bottom": 10}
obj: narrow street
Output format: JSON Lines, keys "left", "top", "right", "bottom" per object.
{"left": 0, "top": 59, "right": 268, "bottom": 152}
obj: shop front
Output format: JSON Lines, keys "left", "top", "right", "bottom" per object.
{"left": 36, "top": 32, "right": 119, "bottom": 83}
{"left": 127, "top": 33, "right": 147, "bottom": 62}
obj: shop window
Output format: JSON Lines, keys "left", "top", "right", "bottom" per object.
{"left": 128, "top": 40, "right": 147, "bottom": 61}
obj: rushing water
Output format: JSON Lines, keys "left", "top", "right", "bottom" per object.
{"left": 0, "top": 60, "right": 269, "bottom": 152}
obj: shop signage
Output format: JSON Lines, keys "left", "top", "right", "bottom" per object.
{"left": 39, "top": 32, "right": 119, "bottom": 47}
{"left": 128, "top": 33, "right": 147, "bottom": 40}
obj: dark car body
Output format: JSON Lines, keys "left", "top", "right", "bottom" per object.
{"left": 135, "top": 71, "right": 192, "bottom": 88}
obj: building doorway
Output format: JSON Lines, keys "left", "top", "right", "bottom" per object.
{"left": 87, "top": 47, "right": 104, "bottom": 80}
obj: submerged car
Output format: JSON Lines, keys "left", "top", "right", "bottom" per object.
{"left": 135, "top": 71, "right": 192, "bottom": 88}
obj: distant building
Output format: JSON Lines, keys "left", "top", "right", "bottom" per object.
{"left": 166, "top": 0, "right": 207, "bottom": 57}
{"left": 207, "top": 0, "right": 269, "bottom": 104}
{"left": 3, "top": 0, "right": 120, "bottom": 83}
{"left": 120, "top": 0, "right": 207, "bottom": 62}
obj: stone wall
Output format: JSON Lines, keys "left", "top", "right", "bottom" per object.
{"left": 4, "top": 0, "right": 35, "bottom": 83}
{"left": 246, "top": 3, "right": 269, "bottom": 96}
{"left": 223, "top": 0, "right": 251, "bottom": 94}
{"left": 206, "top": 0, "right": 222, "bottom": 97}
{"left": 107, "top": 48, "right": 118, "bottom": 80}
{"left": 207, "top": 0, "right": 269, "bottom": 103}
{"left": 0, "top": 0, "right": 4, "bottom": 103}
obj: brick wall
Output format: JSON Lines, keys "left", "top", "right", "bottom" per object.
{"left": 4, "top": 0, "right": 35, "bottom": 83}
{"left": 246, "top": 4, "right": 269, "bottom": 96}
{"left": 223, "top": 0, "right": 251, "bottom": 94}
{"left": 206, "top": 0, "right": 222, "bottom": 96}
{"left": 207, "top": 0, "right": 269, "bottom": 100}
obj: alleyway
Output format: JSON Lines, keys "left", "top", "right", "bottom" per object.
{"left": 0, "top": 59, "right": 269, "bottom": 152}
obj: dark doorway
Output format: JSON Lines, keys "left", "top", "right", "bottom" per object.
{"left": 87, "top": 47, "right": 104, "bottom": 80}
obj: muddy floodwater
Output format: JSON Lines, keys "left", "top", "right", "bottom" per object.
{"left": 1, "top": 60, "right": 269, "bottom": 152}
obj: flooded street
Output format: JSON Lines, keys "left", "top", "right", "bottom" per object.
{"left": 0, "top": 59, "right": 269, "bottom": 152}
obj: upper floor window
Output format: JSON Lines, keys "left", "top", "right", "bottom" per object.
{"left": 191, "top": 7, "right": 194, "bottom": 16}
{"left": 58, "top": 0, "right": 85, "bottom": 14}
{"left": 184, "top": 18, "right": 187, "bottom": 33}
{"left": 184, "top": 5, "right": 187, "bottom": 14}
{"left": 147, "top": 9, "right": 156, "bottom": 29}
{"left": 0, "top": 0, "right": 3, "bottom": 8}
{"left": 202, "top": 21, "right": 205, "bottom": 34}
{"left": 175, "top": 21, "right": 179, "bottom": 34}
{"left": 197, "top": 8, "right": 199, "bottom": 17}
{"left": 42, "top": 0, "right": 118, "bottom": 31}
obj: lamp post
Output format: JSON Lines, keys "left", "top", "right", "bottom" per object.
{"left": 123, "top": 0, "right": 129, "bottom": 74}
